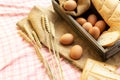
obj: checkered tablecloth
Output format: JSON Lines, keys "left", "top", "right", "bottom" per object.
{"left": 0, "top": 0, "right": 81, "bottom": 80}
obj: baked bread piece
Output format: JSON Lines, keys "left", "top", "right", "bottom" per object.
{"left": 80, "top": 59, "right": 95, "bottom": 80}
{"left": 91, "top": 0, "right": 120, "bottom": 47}
{"left": 81, "top": 58, "right": 119, "bottom": 80}
{"left": 91, "top": 63, "right": 120, "bottom": 79}
{"left": 87, "top": 72, "right": 114, "bottom": 80}
{"left": 91, "top": 0, "right": 119, "bottom": 27}
{"left": 87, "top": 73, "right": 100, "bottom": 80}
{"left": 97, "top": 31, "right": 120, "bottom": 47}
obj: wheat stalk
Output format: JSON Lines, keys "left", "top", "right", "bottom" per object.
{"left": 32, "top": 31, "right": 42, "bottom": 48}
{"left": 18, "top": 30, "right": 33, "bottom": 44}
{"left": 50, "top": 22, "right": 55, "bottom": 38}
{"left": 42, "top": 15, "right": 65, "bottom": 80}
{"left": 50, "top": 22, "right": 65, "bottom": 80}
{"left": 44, "top": 15, "right": 51, "bottom": 33}
{"left": 23, "top": 24, "right": 34, "bottom": 41}
{"left": 41, "top": 15, "right": 46, "bottom": 31}
{"left": 41, "top": 15, "right": 58, "bottom": 80}
{"left": 18, "top": 30, "right": 55, "bottom": 80}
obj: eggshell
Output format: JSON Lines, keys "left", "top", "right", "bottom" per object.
{"left": 60, "top": 33, "right": 74, "bottom": 45}
{"left": 89, "top": 27, "right": 100, "bottom": 40}
{"left": 87, "top": 14, "right": 97, "bottom": 26}
{"left": 82, "top": 22, "right": 93, "bottom": 32}
{"left": 95, "top": 20, "right": 106, "bottom": 32}
{"left": 70, "top": 45, "right": 83, "bottom": 60}
{"left": 76, "top": 17, "right": 87, "bottom": 25}
{"left": 63, "top": 0, "right": 77, "bottom": 11}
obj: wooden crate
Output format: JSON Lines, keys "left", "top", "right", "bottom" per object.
{"left": 52, "top": 0, "right": 120, "bottom": 60}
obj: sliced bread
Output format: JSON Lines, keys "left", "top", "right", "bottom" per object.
{"left": 87, "top": 72, "right": 114, "bottom": 80}
{"left": 97, "top": 31, "right": 120, "bottom": 47}
{"left": 91, "top": 63, "right": 120, "bottom": 79}
{"left": 81, "top": 58, "right": 118, "bottom": 80}
{"left": 80, "top": 59, "right": 95, "bottom": 80}
{"left": 87, "top": 72, "right": 100, "bottom": 80}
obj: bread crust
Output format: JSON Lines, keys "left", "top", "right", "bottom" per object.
{"left": 97, "top": 31, "right": 120, "bottom": 47}
{"left": 81, "top": 58, "right": 118, "bottom": 80}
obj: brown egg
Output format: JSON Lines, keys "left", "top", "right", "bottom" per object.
{"left": 60, "top": 33, "right": 74, "bottom": 45}
{"left": 95, "top": 20, "right": 106, "bottom": 32}
{"left": 70, "top": 45, "right": 83, "bottom": 60}
{"left": 76, "top": 17, "right": 87, "bottom": 25}
{"left": 87, "top": 14, "right": 97, "bottom": 26}
{"left": 63, "top": 0, "right": 77, "bottom": 11}
{"left": 88, "top": 27, "right": 100, "bottom": 40}
{"left": 82, "top": 22, "right": 93, "bottom": 32}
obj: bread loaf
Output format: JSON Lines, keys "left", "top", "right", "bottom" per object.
{"left": 91, "top": 63, "right": 120, "bottom": 79}
{"left": 92, "top": 0, "right": 120, "bottom": 47}
{"left": 81, "top": 58, "right": 119, "bottom": 80}
{"left": 91, "top": 0, "right": 119, "bottom": 28}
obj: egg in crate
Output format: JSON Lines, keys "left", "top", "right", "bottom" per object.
{"left": 82, "top": 22, "right": 93, "bottom": 32}
{"left": 89, "top": 27, "right": 100, "bottom": 40}
{"left": 76, "top": 17, "right": 87, "bottom": 25}
{"left": 87, "top": 14, "right": 97, "bottom": 26}
{"left": 94, "top": 20, "right": 106, "bottom": 33}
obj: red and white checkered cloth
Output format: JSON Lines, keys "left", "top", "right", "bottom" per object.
{"left": 0, "top": 0, "right": 81, "bottom": 80}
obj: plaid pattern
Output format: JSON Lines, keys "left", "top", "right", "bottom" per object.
{"left": 0, "top": 0, "right": 81, "bottom": 80}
